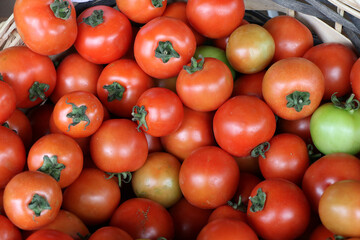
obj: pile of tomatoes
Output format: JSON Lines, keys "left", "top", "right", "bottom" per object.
{"left": 1, "top": 0, "right": 360, "bottom": 239}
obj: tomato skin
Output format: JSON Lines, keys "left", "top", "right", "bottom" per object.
{"left": 233, "top": 172, "right": 262, "bottom": 208}
{"left": 303, "top": 43, "right": 357, "bottom": 100}
{"left": 277, "top": 115, "right": 312, "bottom": 144}
{"left": 117, "top": 0, "right": 167, "bottom": 23}
{"left": 14, "top": 0, "right": 77, "bottom": 56}
{"left": 75, "top": 5, "right": 132, "bottom": 64}
{"left": 89, "top": 226, "right": 133, "bottom": 240}
{"left": 0, "top": 215, "right": 22, "bottom": 240}
{"left": 186, "top": 0, "right": 245, "bottom": 39}
{"left": 207, "top": 205, "right": 247, "bottom": 223}
{"left": 134, "top": 16, "right": 196, "bottom": 79}
{"left": 262, "top": 57, "right": 325, "bottom": 120}
{"left": 4, "top": 171, "right": 62, "bottom": 230}
{"left": 0, "top": 81, "right": 16, "bottom": 124}
{"left": 351, "top": 58, "right": 360, "bottom": 100}
{"left": 213, "top": 95, "right": 276, "bottom": 157}
{"left": 26, "top": 229, "right": 73, "bottom": 240}
{"left": 0, "top": 46, "right": 56, "bottom": 108}
{"left": 232, "top": 71, "right": 265, "bottom": 99}
{"left": 179, "top": 146, "right": 240, "bottom": 209}
{"left": 309, "top": 224, "right": 335, "bottom": 240}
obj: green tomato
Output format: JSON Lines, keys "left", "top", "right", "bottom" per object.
{"left": 310, "top": 94, "right": 360, "bottom": 155}
{"left": 194, "top": 45, "right": 236, "bottom": 79}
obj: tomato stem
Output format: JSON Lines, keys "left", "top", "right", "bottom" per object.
{"left": 286, "top": 91, "right": 311, "bottom": 112}
{"left": 37, "top": 155, "right": 65, "bottom": 182}
{"left": 183, "top": 55, "right": 204, "bottom": 74}
{"left": 131, "top": 105, "right": 148, "bottom": 132}
{"left": 249, "top": 188, "right": 266, "bottom": 212}
{"left": 0, "top": 73, "right": 3, "bottom": 81}
{"left": 152, "top": 0, "right": 165, "bottom": 8}
{"left": 251, "top": 142, "right": 270, "bottom": 159}
{"left": 81, "top": 10, "right": 104, "bottom": 27}
{"left": 65, "top": 98, "right": 90, "bottom": 131}
{"left": 227, "top": 195, "right": 246, "bottom": 212}
{"left": 331, "top": 92, "right": 360, "bottom": 111}
{"left": 155, "top": 41, "right": 180, "bottom": 63}
{"left": 50, "top": 0, "right": 71, "bottom": 20}
{"left": 105, "top": 172, "right": 132, "bottom": 187}
{"left": 28, "top": 193, "right": 51, "bottom": 217}
{"left": 28, "top": 81, "right": 49, "bottom": 102}
{"left": 103, "top": 82, "right": 125, "bottom": 102}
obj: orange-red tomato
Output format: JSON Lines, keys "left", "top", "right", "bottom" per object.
{"left": 26, "top": 229, "right": 73, "bottom": 240}
{"left": 89, "top": 226, "right": 133, "bottom": 240}
{"left": 0, "top": 215, "right": 22, "bottom": 240}
{"left": 0, "top": 81, "right": 16, "bottom": 124}
{"left": 232, "top": 71, "right": 265, "bottom": 99}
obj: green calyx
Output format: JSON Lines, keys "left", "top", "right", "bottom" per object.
{"left": 227, "top": 195, "right": 246, "bottom": 212}
{"left": 131, "top": 105, "right": 148, "bottom": 132}
{"left": 82, "top": 9, "right": 104, "bottom": 27}
{"left": 65, "top": 98, "right": 90, "bottom": 131}
{"left": 152, "top": 0, "right": 165, "bottom": 8}
{"left": 37, "top": 155, "right": 65, "bottom": 182}
{"left": 29, "top": 81, "right": 49, "bottom": 102}
{"left": 0, "top": 73, "right": 3, "bottom": 81}
{"left": 1, "top": 122, "right": 17, "bottom": 134}
{"left": 249, "top": 188, "right": 266, "bottom": 212}
{"left": 251, "top": 142, "right": 270, "bottom": 159}
{"left": 50, "top": 0, "right": 71, "bottom": 20}
{"left": 105, "top": 172, "right": 132, "bottom": 187}
{"left": 103, "top": 82, "right": 125, "bottom": 102}
{"left": 331, "top": 92, "right": 360, "bottom": 111}
{"left": 155, "top": 41, "right": 180, "bottom": 63}
{"left": 183, "top": 55, "right": 204, "bottom": 74}
{"left": 28, "top": 193, "right": 51, "bottom": 217}
{"left": 286, "top": 91, "right": 311, "bottom": 112}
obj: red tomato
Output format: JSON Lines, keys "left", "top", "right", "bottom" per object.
{"left": 96, "top": 59, "right": 154, "bottom": 118}
{"left": 52, "top": 91, "right": 104, "bottom": 138}
{"left": 14, "top": 0, "right": 77, "bottom": 56}
{"left": 110, "top": 198, "right": 174, "bottom": 239}
{"left": 207, "top": 203, "right": 247, "bottom": 223}
{"left": 26, "top": 229, "right": 73, "bottom": 240}
{"left": 4, "top": 171, "right": 62, "bottom": 230}
{"left": 276, "top": 115, "right": 312, "bottom": 144}
{"left": 145, "top": 132, "right": 164, "bottom": 153}
{"left": 75, "top": 5, "right": 132, "bottom": 64}
{"left": 179, "top": 146, "right": 240, "bottom": 209}
{"left": 50, "top": 53, "right": 103, "bottom": 103}
{"left": 263, "top": 15, "right": 313, "bottom": 61}
{"left": 351, "top": 57, "right": 360, "bottom": 100}
{"left": 117, "top": 0, "right": 167, "bottom": 23}
{"left": 232, "top": 71, "right": 265, "bottom": 99}
{"left": 0, "top": 80, "right": 16, "bottom": 124}
{"left": 262, "top": 57, "right": 325, "bottom": 120}
{"left": 0, "top": 215, "right": 22, "bottom": 240}
{"left": 0, "top": 46, "right": 56, "bottom": 108}
{"left": 132, "top": 87, "right": 184, "bottom": 137}
{"left": 62, "top": 168, "right": 121, "bottom": 226}
{"left": 213, "top": 95, "right": 276, "bottom": 157}
{"left": 89, "top": 226, "right": 133, "bottom": 240}
{"left": 176, "top": 57, "right": 233, "bottom": 112}
{"left": 134, "top": 16, "right": 196, "bottom": 79}
{"left": 303, "top": 43, "right": 357, "bottom": 100}
{"left": 309, "top": 224, "right": 335, "bottom": 240}
{"left": 233, "top": 172, "right": 262, "bottom": 208}
{"left": 247, "top": 179, "right": 311, "bottom": 240}
{"left": 212, "top": 19, "right": 249, "bottom": 50}
{"left": 186, "top": 0, "right": 245, "bottom": 39}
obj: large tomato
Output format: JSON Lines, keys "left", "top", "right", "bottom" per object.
{"left": 277, "top": 115, "right": 312, "bottom": 144}
{"left": 0, "top": 80, "right": 16, "bottom": 124}
{"left": 351, "top": 57, "right": 360, "bottom": 100}
{"left": 134, "top": 16, "right": 196, "bottom": 79}
{"left": 116, "top": 0, "right": 167, "bottom": 23}
{"left": 14, "top": 0, "right": 77, "bottom": 56}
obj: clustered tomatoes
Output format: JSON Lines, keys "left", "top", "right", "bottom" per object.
{"left": 1, "top": 0, "right": 360, "bottom": 239}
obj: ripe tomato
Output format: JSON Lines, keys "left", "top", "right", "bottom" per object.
{"left": 50, "top": 53, "right": 103, "bottom": 103}
{"left": 233, "top": 172, "right": 262, "bottom": 208}
{"left": 134, "top": 16, "right": 196, "bottom": 79}
{"left": 309, "top": 224, "right": 335, "bottom": 240}
{"left": 351, "top": 57, "right": 360, "bottom": 100}
{"left": 0, "top": 46, "right": 56, "bottom": 108}
{"left": 89, "top": 226, "right": 133, "bottom": 240}
{"left": 207, "top": 201, "right": 247, "bottom": 223}
{"left": 303, "top": 43, "right": 357, "bottom": 100}
{"left": 145, "top": 132, "right": 164, "bottom": 153}
{"left": 277, "top": 115, "right": 312, "bottom": 144}
{"left": 232, "top": 71, "right": 265, "bottom": 99}
{"left": 4, "top": 171, "right": 62, "bottom": 230}
{"left": 179, "top": 146, "right": 240, "bottom": 209}
{"left": 0, "top": 80, "right": 16, "bottom": 124}
{"left": 14, "top": 0, "right": 77, "bottom": 56}
{"left": 176, "top": 57, "right": 233, "bottom": 112}
{"left": 117, "top": 0, "right": 167, "bottom": 23}
{"left": 263, "top": 15, "right": 313, "bottom": 61}
{"left": 0, "top": 215, "right": 22, "bottom": 240}
{"left": 75, "top": 5, "right": 132, "bottom": 64}
{"left": 213, "top": 95, "right": 276, "bottom": 157}
{"left": 62, "top": 168, "right": 121, "bottom": 226}
{"left": 26, "top": 229, "right": 73, "bottom": 240}
{"left": 96, "top": 59, "right": 153, "bottom": 118}
{"left": 247, "top": 179, "right": 310, "bottom": 240}
{"left": 110, "top": 198, "right": 174, "bottom": 239}
{"left": 52, "top": 91, "right": 104, "bottom": 138}
{"left": 186, "top": 0, "right": 245, "bottom": 39}
{"left": 132, "top": 87, "right": 184, "bottom": 137}
{"left": 226, "top": 24, "right": 275, "bottom": 74}
{"left": 262, "top": 57, "right": 325, "bottom": 120}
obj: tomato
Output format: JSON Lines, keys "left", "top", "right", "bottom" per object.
{"left": 262, "top": 57, "right": 325, "bottom": 120}
{"left": 160, "top": 107, "right": 215, "bottom": 161}
{"left": 310, "top": 94, "right": 360, "bottom": 155}
{"left": 263, "top": 15, "right": 313, "bottom": 61}
{"left": 96, "top": 59, "right": 153, "bottom": 118}
{"left": 186, "top": 0, "right": 245, "bottom": 39}
{"left": 226, "top": 24, "right": 275, "bottom": 74}
{"left": 258, "top": 133, "right": 309, "bottom": 185}
{"left": 302, "top": 153, "right": 360, "bottom": 211}
{"left": 319, "top": 180, "right": 360, "bottom": 237}
{"left": 89, "top": 226, "right": 133, "bottom": 240}
{"left": 277, "top": 115, "right": 312, "bottom": 144}
{"left": 176, "top": 57, "right": 233, "bottom": 112}
{"left": 145, "top": 132, "right": 164, "bottom": 153}
{"left": 0, "top": 46, "right": 56, "bottom": 108}
{"left": 75, "top": 5, "right": 132, "bottom": 64}
{"left": 232, "top": 71, "right": 265, "bottom": 99}
{"left": 233, "top": 172, "right": 262, "bottom": 208}
{"left": 14, "top": 0, "right": 77, "bottom": 56}
{"left": 309, "top": 224, "right": 335, "bottom": 240}
{"left": 50, "top": 53, "right": 103, "bottom": 103}
{"left": 207, "top": 201, "right": 247, "bottom": 223}
{"left": 132, "top": 87, "right": 184, "bottom": 137}
{"left": 197, "top": 219, "right": 258, "bottom": 240}
{"left": 351, "top": 57, "right": 360, "bottom": 100}
{"left": 117, "top": 0, "right": 167, "bottom": 23}
{"left": 247, "top": 179, "right": 311, "bottom": 240}
{"left": 0, "top": 80, "right": 16, "bottom": 124}
{"left": 132, "top": 152, "right": 182, "bottom": 208}
{"left": 27, "top": 102, "right": 54, "bottom": 144}
{"left": 179, "top": 146, "right": 240, "bottom": 209}
{"left": 62, "top": 168, "right": 121, "bottom": 226}
{"left": 134, "top": 16, "right": 196, "bottom": 79}
{"left": 90, "top": 119, "right": 148, "bottom": 173}
{"left": 52, "top": 91, "right": 104, "bottom": 138}
{"left": 213, "top": 95, "right": 276, "bottom": 157}
{"left": 303, "top": 43, "right": 357, "bottom": 100}
{"left": 0, "top": 215, "right": 22, "bottom": 240}
{"left": 26, "top": 229, "right": 73, "bottom": 240}
{"left": 0, "top": 126, "right": 26, "bottom": 188}
{"left": 27, "top": 133, "right": 83, "bottom": 188}
{"left": 212, "top": 19, "right": 249, "bottom": 50}
{"left": 110, "top": 198, "right": 174, "bottom": 239}
{"left": 4, "top": 171, "right": 62, "bottom": 230}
